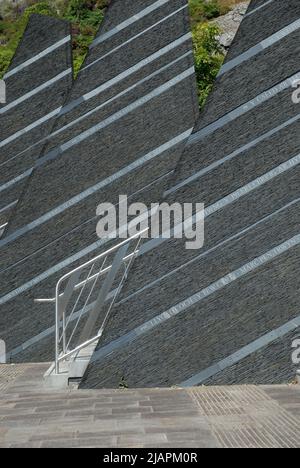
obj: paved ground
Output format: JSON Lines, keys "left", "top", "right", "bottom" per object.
{"left": 0, "top": 364, "right": 299, "bottom": 448}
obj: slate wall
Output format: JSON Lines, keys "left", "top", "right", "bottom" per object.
{"left": 81, "top": 0, "right": 300, "bottom": 388}
{"left": 0, "top": 0, "right": 198, "bottom": 362}
{"left": 0, "top": 14, "right": 72, "bottom": 234}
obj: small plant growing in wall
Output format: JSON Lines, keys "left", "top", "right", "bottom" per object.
{"left": 119, "top": 376, "right": 128, "bottom": 389}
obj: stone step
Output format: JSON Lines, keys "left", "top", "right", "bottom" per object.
{"left": 44, "top": 342, "right": 98, "bottom": 389}
{"left": 1, "top": 363, "right": 300, "bottom": 448}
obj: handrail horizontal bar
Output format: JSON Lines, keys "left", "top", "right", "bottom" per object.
{"left": 73, "top": 251, "right": 135, "bottom": 291}
{"left": 36, "top": 250, "right": 141, "bottom": 304}
{"left": 53, "top": 230, "right": 148, "bottom": 375}
{"left": 57, "top": 332, "right": 103, "bottom": 363}
{"left": 56, "top": 229, "right": 149, "bottom": 290}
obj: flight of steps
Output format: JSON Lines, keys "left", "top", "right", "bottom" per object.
{"left": 1, "top": 362, "right": 300, "bottom": 448}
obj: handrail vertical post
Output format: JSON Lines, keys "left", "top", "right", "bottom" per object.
{"left": 47, "top": 229, "right": 149, "bottom": 374}
{"left": 62, "top": 311, "right": 67, "bottom": 355}
{"left": 55, "top": 284, "right": 60, "bottom": 374}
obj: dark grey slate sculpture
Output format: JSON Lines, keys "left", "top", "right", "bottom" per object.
{"left": 0, "top": 14, "right": 73, "bottom": 235}
{"left": 80, "top": 0, "right": 300, "bottom": 388}
{"left": 0, "top": 0, "right": 198, "bottom": 361}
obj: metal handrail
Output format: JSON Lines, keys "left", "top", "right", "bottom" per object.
{"left": 36, "top": 229, "right": 148, "bottom": 375}
{"left": 35, "top": 251, "right": 141, "bottom": 304}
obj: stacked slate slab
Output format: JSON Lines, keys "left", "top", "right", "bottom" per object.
{"left": 81, "top": 0, "right": 300, "bottom": 388}
{"left": 0, "top": 14, "right": 73, "bottom": 236}
{"left": 0, "top": 0, "right": 198, "bottom": 361}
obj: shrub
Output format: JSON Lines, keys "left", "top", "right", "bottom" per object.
{"left": 203, "top": 1, "right": 221, "bottom": 19}
{"left": 189, "top": 0, "right": 222, "bottom": 29}
{"left": 23, "top": 2, "right": 57, "bottom": 17}
{"left": 0, "top": 46, "right": 13, "bottom": 77}
{"left": 65, "top": 0, "right": 92, "bottom": 21}
{"left": 192, "top": 22, "right": 224, "bottom": 108}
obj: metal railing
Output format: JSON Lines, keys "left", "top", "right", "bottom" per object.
{"left": 35, "top": 230, "right": 147, "bottom": 374}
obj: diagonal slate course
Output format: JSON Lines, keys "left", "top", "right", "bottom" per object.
{"left": 0, "top": 14, "right": 73, "bottom": 235}
{"left": 0, "top": 0, "right": 198, "bottom": 362}
{"left": 80, "top": 0, "right": 300, "bottom": 388}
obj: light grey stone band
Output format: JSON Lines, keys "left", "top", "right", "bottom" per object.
{"left": 91, "top": 0, "right": 172, "bottom": 49}
{"left": 4, "top": 35, "right": 71, "bottom": 79}
{"left": 89, "top": 234, "right": 300, "bottom": 365}
{"left": 219, "top": 18, "right": 300, "bottom": 77}
{"left": 165, "top": 111, "right": 300, "bottom": 196}
{"left": 180, "top": 315, "right": 300, "bottom": 386}
{"left": 0, "top": 68, "right": 72, "bottom": 114}
{"left": 245, "top": 0, "right": 274, "bottom": 18}
{"left": 0, "top": 33, "right": 191, "bottom": 152}
{"left": 83, "top": 4, "right": 188, "bottom": 73}
{"left": 188, "top": 71, "right": 300, "bottom": 146}
{"left": 3, "top": 195, "right": 298, "bottom": 358}
{"left": 0, "top": 68, "right": 194, "bottom": 249}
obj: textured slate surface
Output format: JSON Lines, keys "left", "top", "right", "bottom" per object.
{"left": 0, "top": 14, "right": 72, "bottom": 232}
{"left": 196, "top": 32, "right": 300, "bottom": 130}
{"left": 202, "top": 330, "right": 298, "bottom": 386}
{"left": 81, "top": 0, "right": 300, "bottom": 388}
{"left": 226, "top": 0, "right": 300, "bottom": 61}
{"left": 247, "top": 0, "right": 272, "bottom": 13}
{"left": 0, "top": 0, "right": 198, "bottom": 361}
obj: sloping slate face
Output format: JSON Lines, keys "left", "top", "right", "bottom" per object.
{"left": 0, "top": 0, "right": 198, "bottom": 361}
{"left": 0, "top": 14, "right": 72, "bottom": 235}
{"left": 80, "top": 0, "right": 300, "bottom": 389}
{"left": 246, "top": 0, "right": 272, "bottom": 14}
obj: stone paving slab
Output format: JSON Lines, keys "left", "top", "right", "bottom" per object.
{"left": 0, "top": 364, "right": 299, "bottom": 448}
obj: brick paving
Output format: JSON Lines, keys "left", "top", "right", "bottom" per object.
{"left": 0, "top": 364, "right": 28, "bottom": 392}
{"left": 0, "top": 364, "right": 299, "bottom": 448}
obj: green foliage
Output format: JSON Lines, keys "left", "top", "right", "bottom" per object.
{"left": 0, "top": 2, "right": 59, "bottom": 78}
{"left": 63, "top": 0, "right": 107, "bottom": 74}
{"left": 0, "top": 46, "right": 13, "bottom": 78}
{"left": 189, "top": 0, "right": 221, "bottom": 28}
{"left": 0, "top": 1, "right": 110, "bottom": 78}
{"left": 72, "top": 31, "right": 94, "bottom": 75}
{"left": 0, "top": 0, "right": 226, "bottom": 106}
{"left": 65, "top": 0, "right": 103, "bottom": 24}
{"left": 192, "top": 22, "right": 224, "bottom": 108}
{"left": 203, "top": 1, "right": 221, "bottom": 19}
{"left": 119, "top": 377, "right": 128, "bottom": 389}
{"left": 0, "top": 0, "right": 21, "bottom": 21}
{"left": 23, "top": 2, "right": 57, "bottom": 16}
{"left": 66, "top": 0, "right": 89, "bottom": 20}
